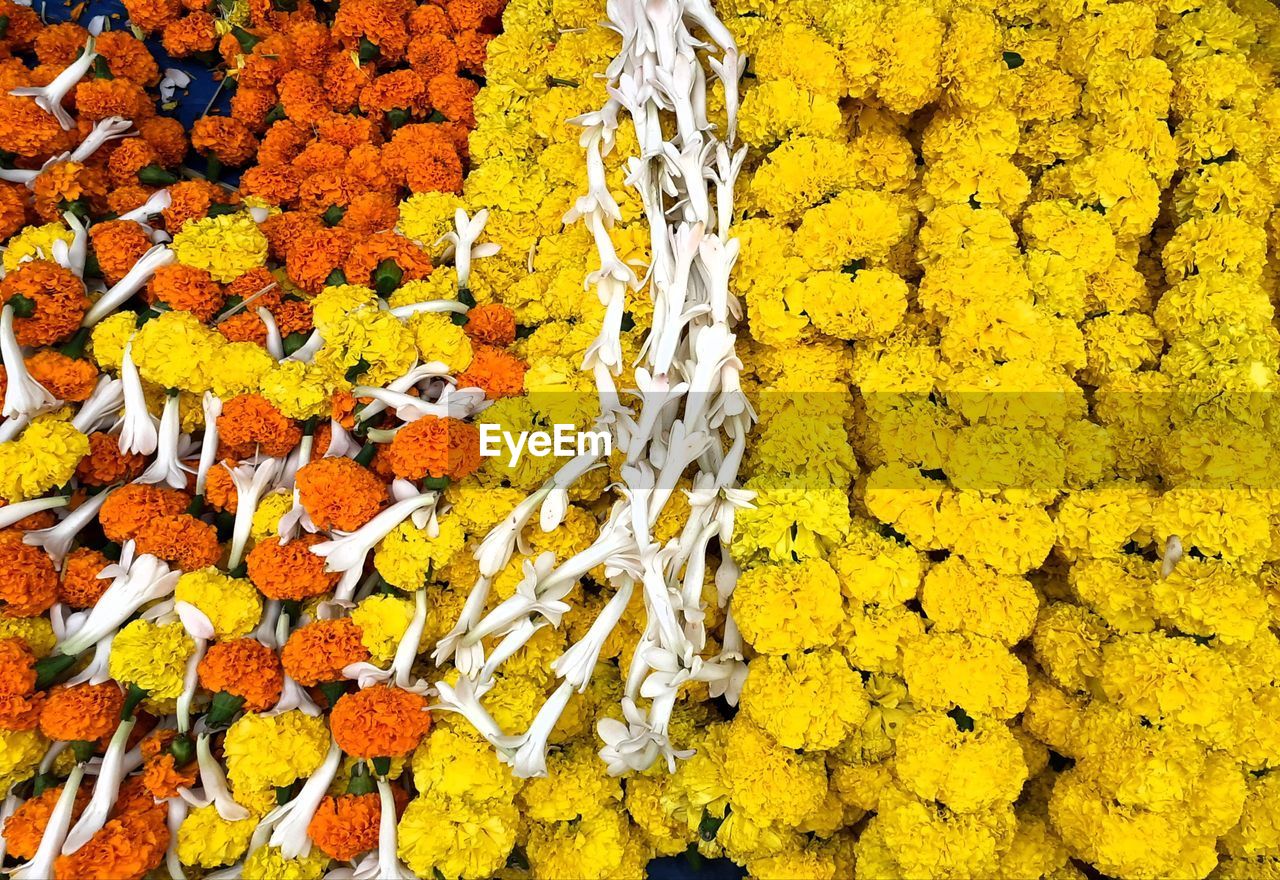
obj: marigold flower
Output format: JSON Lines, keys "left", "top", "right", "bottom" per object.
{"left": 137, "top": 116, "right": 188, "bottom": 167}
{"left": 3, "top": 781, "right": 92, "bottom": 859}
{"left": 99, "top": 483, "right": 190, "bottom": 544}
{"left": 162, "top": 180, "right": 237, "bottom": 234}
{"left": 0, "top": 184, "right": 29, "bottom": 242}
{"left": 75, "top": 77, "right": 154, "bottom": 121}
{"left": 281, "top": 618, "right": 371, "bottom": 687}
{"left": 307, "top": 793, "right": 382, "bottom": 861}
{"left": 455, "top": 344, "right": 527, "bottom": 399}
{"left": 23, "top": 351, "right": 97, "bottom": 401}
{"left": 427, "top": 74, "right": 478, "bottom": 126}
{"left": 240, "top": 163, "right": 302, "bottom": 206}
{"left": 74, "top": 433, "right": 145, "bottom": 488}
{"left": 228, "top": 84, "right": 277, "bottom": 132}
{"left": 463, "top": 303, "right": 516, "bottom": 346}
{"left": 0, "top": 95, "right": 73, "bottom": 159}
{"left": 106, "top": 185, "right": 153, "bottom": 216}
{"left": 246, "top": 533, "right": 338, "bottom": 600}
{"left": 453, "top": 29, "right": 492, "bottom": 75}
{"left": 407, "top": 32, "right": 458, "bottom": 79}
{"left": 133, "top": 514, "right": 222, "bottom": 571}
{"left": 197, "top": 638, "right": 283, "bottom": 712}
{"left": 32, "top": 161, "right": 108, "bottom": 223}
{"left": 39, "top": 682, "right": 123, "bottom": 743}
{"left": 121, "top": 0, "right": 183, "bottom": 31}
{"left": 140, "top": 729, "right": 198, "bottom": 799}
{"left": 192, "top": 116, "right": 259, "bottom": 168}
{"left": 330, "top": 685, "right": 431, "bottom": 759}
{"left": 161, "top": 12, "right": 217, "bottom": 58}
{"left": 0, "top": 543, "right": 58, "bottom": 618}
{"left": 145, "top": 263, "right": 226, "bottom": 322}
{"left": 295, "top": 457, "right": 388, "bottom": 532}
{"left": 89, "top": 220, "right": 155, "bottom": 286}
{"left": 96, "top": 30, "right": 160, "bottom": 85}
{"left": 171, "top": 212, "right": 268, "bottom": 283}
{"left": 106, "top": 139, "right": 161, "bottom": 188}
{"left": 284, "top": 226, "right": 356, "bottom": 293}
{"left": 216, "top": 393, "right": 302, "bottom": 460}
{"left": 58, "top": 547, "right": 112, "bottom": 609}
{"left": 0, "top": 260, "right": 90, "bottom": 347}
{"left": 386, "top": 415, "right": 481, "bottom": 482}
{"left": 0, "top": 638, "right": 36, "bottom": 696}
{"left": 382, "top": 124, "right": 464, "bottom": 194}
{"left": 109, "top": 619, "right": 193, "bottom": 700}
{"left": 343, "top": 230, "right": 433, "bottom": 291}
{"left": 443, "top": 0, "right": 503, "bottom": 30}
{"left": 51, "top": 785, "right": 169, "bottom": 880}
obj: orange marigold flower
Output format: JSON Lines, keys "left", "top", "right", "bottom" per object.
{"left": 218, "top": 393, "right": 303, "bottom": 459}
{"left": 197, "top": 638, "right": 283, "bottom": 711}
{"left": 456, "top": 345, "right": 527, "bottom": 400}
{"left": 0, "top": 261, "right": 90, "bottom": 347}
{"left": 228, "top": 84, "right": 277, "bottom": 132}
{"left": 0, "top": 510, "right": 55, "bottom": 536}
{"left": 107, "top": 185, "right": 154, "bottom": 215}
{"left": 0, "top": 638, "right": 36, "bottom": 694}
{"left": 0, "top": 183, "right": 29, "bottom": 242}
{"left": 52, "top": 791, "right": 169, "bottom": 880}
{"left": 360, "top": 69, "right": 427, "bottom": 116}
{"left": 0, "top": 543, "right": 58, "bottom": 617}
{"left": 24, "top": 351, "right": 98, "bottom": 401}
{"left": 140, "top": 729, "right": 198, "bottom": 799}
{"left": 331, "top": 390, "right": 356, "bottom": 430}
{"left": 343, "top": 230, "right": 432, "bottom": 288}
{"left": 161, "top": 12, "right": 218, "bottom": 58}
{"left": 192, "top": 116, "right": 259, "bottom": 168}
{"left": 216, "top": 311, "right": 268, "bottom": 346}
{"left": 203, "top": 461, "right": 239, "bottom": 513}
{"left": 99, "top": 484, "right": 190, "bottom": 544}
{"left": 146, "top": 264, "right": 226, "bottom": 322}
{"left": 287, "top": 20, "right": 336, "bottom": 73}
{"left": 332, "top": 0, "right": 411, "bottom": 63}
{"left": 0, "top": 95, "right": 73, "bottom": 159}
{"left": 258, "top": 118, "right": 310, "bottom": 167}
{"left": 340, "top": 192, "right": 399, "bottom": 235}
{"left": 96, "top": 31, "right": 161, "bottom": 86}
{"left": 407, "top": 32, "right": 458, "bottom": 79}
{"left": 59, "top": 547, "right": 113, "bottom": 608}
{"left": 277, "top": 70, "right": 329, "bottom": 124}
{"left": 89, "top": 220, "right": 154, "bottom": 286}
{"left": 443, "top": 0, "right": 504, "bottom": 30}
{"left": 291, "top": 141, "right": 349, "bottom": 178}
{"left": 260, "top": 211, "right": 324, "bottom": 263}
{"left": 345, "top": 143, "right": 396, "bottom": 195}
{"left": 137, "top": 116, "right": 188, "bottom": 167}
{"left": 381, "top": 123, "right": 462, "bottom": 193}
{"left": 237, "top": 35, "right": 297, "bottom": 90}
{"left": 134, "top": 514, "right": 222, "bottom": 571}
{"left": 387, "top": 415, "right": 480, "bottom": 481}
{"left": 322, "top": 53, "right": 375, "bottom": 113}
{"left": 272, "top": 299, "right": 314, "bottom": 336}
{"left": 281, "top": 617, "right": 369, "bottom": 686}
{"left": 246, "top": 533, "right": 338, "bottom": 600}
{"left": 408, "top": 3, "right": 452, "bottom": 35}
{"left": 298, "top": 169, "right": 369, "bottom": 213}
{"left": 427, "top": 74, "right": 478, "bottom": 126}
{"left": 330, "top": 685, "right": 431, "bottom": 759}
{"left": 296, "top": 458, "right": 387, "bottom": 531}
{"left": 463, "top": 303, "right": 516, "bottom": 347}
{"left": 316, "top": 114, "right": 383, "bottom": 150}
{"left": 76, "top": 433, "right": 147, "bottom": 487}
{"left": 284, "top": 226, "right": 355, "bottom": 294}
{"left": 74, "top": 78, "right": 154, "bottom": 122}
{"left": 308, "top": 793, "right": 381, "bottom": 861}
{"left": 31, "top": 160, "right": 108, "bottom": 220}
{"left": 40, "top": 682, "right": 123, "bottom": 742}
{"left": 225, "top": 267, "right": 282, "bottom": 309}
{"left": 121, "top": 0, "right": 183, "bottom": 32}
{"left": 106, "top": 139, "right": 161, "bottom": 188}
{"left": 33, "top": 22, "right": 89, "bottom": 66}
{"left": 4, "top": 782, "right": 91, "bottom": 860}
{"left": 161, "top": 180, "right": 238, "bottom": 234}
{"left": 0, "top": 690, "right": 43, "bottom": 731}
{"left": 454, "top": 29, "right": 492, "bottom": 75}
{"left": 312, "top": 423, "right": 334, "bottom": 458}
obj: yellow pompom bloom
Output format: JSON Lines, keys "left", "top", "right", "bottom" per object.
{"left": 411, "top": 719, "right": 521, "bottom": 805}
{"left": 398, "top": 191, "right": 464, "bottom": 248}
{"left": 732, "top": 473, "right": 852, "bottom": 563}
{"left": 88, "top": 311, "right": 137, "bottom": 372}
{"left": 518, "top": 740, "right": 621, "bottom": 822}
{"left": 868, "top": 783, "right": 1018, "bottom": 880}
{"left": 796, "top": 268, "right": 908, "bottom": 341}
{"left": 829, "top": 522, "right": 923, "bottom": 606}
{"left": 207, "top": 341, "right": 275, "bottom": 399}
{"left": 3, "top": 223, "right": 73, "bottom": 271}
{"left": 108, "top": 619, "right": 194, "bottom": 700}
{"left": 0, "top": 727, "right": 48, "bottom": 790}
{"left": 902, "top": 631, "right": 1029, "bottom": 720}
{"left": 722, "top": 717, "right": 828, "bottom": 828}
{"left": 739, "top": 650, "right": 870, "bottom": 750}
{"left": 0, "top": 415, "right": 89, "bottom": 502}
{"left": 445, "top": 483, "right": 523, "bottom": 537}
{"left": 350, "top": 594, "right": 416, "bottom": 665}
{"left": 0, "top": 614, "right": 55, "bottom": 657}
{"left": 250, "top": 491, "right": 294, "bottom": 546}
{"left": 177, "top": 804, "right": 257, "bottom": 868}
{"left": 374, "top": 518, "right": 465, "bottom": 590}
{"left": 398, "top": 792, "right": 520, "bottom": 880}
{"left": 310, "top": 284, "right": 378, "bottom": 337}
{"left": 260, "top": 360, "right": 345, "bottom": 420}
{"left": 223, "top": 711, "right": 330, "bottom": 791}
{"left": 171, "top": 213, "right": 269, "bottom": 283}
{"left": 792, "top": 190, "right": 912, "bottom": 270}
{"left": 892, "top": 710, "right": 1028, "bottom": 814}
{"left": 526, "top": 805, "right": 636, "bottom": 880}
{"left": 408, "top": 312, "right": 473, "bottom": 371}
{"left": 130, "top": 310, "right": 224, "bottom": 393}
{"left": 240, "top": 845, "right": 330, "bottom": 880}
{"left": 174, "top": 568, "right": 262, "bottom": 640}
{"left": 921, "top": 556, "right": 1039, "bottom": 646}
{"left": 732, "top": 558, "right": 843, "bottom": 655}
{"left": 313, "top": 308, "right": 416, "bottom": 388}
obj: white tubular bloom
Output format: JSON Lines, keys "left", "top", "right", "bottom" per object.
{"left": 179, "top": 732, "right": 250, "bottom": 821}
{"left": 435, "top": 208, "right": 499, "bottom": 291}
{"left": 551, "top": 576, "right": 635, "bottom": 690}
{"left": 10, "top": 37, "right": 97, "bottom": 130}
{"left": 61, "top": 717, "right": 137, "bottom": 854}
{"left": 193, "top": 392, "right": 222, "bottom": 497}
{"left": 138, "top": 393, "right": 190, "bottom": 489}
{"left": 51, "top": 211, "right": 89, "bottom": 277}
{"left": 342, "top": 588, "right": 429, "bottom": 691}
{"left": 0, "top": 495, "right": 69, "bottom": 530}
{"left": 431, "top": 676, "right": 506, "bottom": 745}
{"left": 266, "top": 740, "right": 342, "bottom": 859}
{"left": 71, "top": 116, "right": 134, "bottom": 162}
{"left": 9, "top": 765, "right": 86, "bottom": 880}
{"left": 351, "top": 384, "right": 488, "bottom": 422}
{"left": 23, "top": 488, "right": 112, "bottom": 567}
{"left": 57, "top": 550, "right": 180, "bottom": 656}
{"left": 309, "top": 491, "right": 439, "bottom": 573}
{"left": 64, "top": 630, "right": 114, "bottom": 686}
{"left": 165, "top": 798, "right": 188, "bottom": 880}
{"left": 1161, "top": 535, "right": 1183, "bottom": 578}
{"left": 71, "top": 376, "right": 123, "bottom": 434}
{"left": 1, "top": 305, "right": 58, "bottom": 419}
{"left": 282, "top": 329, "right": 323, "bottom": 363}
{"left": 494, "top": 680, "right": 576, "bottom": 778}
{"left": 224, "top": 459, "right": 282, "bottom": 569}
{"left": 118, "top": 342, "right": 158, "bottom": 456}
{"left": 82, "top": 244, "right": 175, "bottom": 328}
{"left": 116, "top": 189, "right": 172, "bottom": 225}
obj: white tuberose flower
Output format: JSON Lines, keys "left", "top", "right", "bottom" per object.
{"left": 1, "top": 305, "right": 57, "bottom": 419}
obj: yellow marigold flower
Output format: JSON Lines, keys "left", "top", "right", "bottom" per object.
{"left": 208, "top": 341, "right": 275, "bottom": 400}
{"left": 921, "top": 556, "right": 1039, "bottom": 646}
{"left": 374, "top": 518, "right": 465, "bottom": 590}
{"left": 408, "top": 312, "right": 473, "bottom": 371}
{"left": 177, "top": 804, "right": 257, "bottom": 869}
{"left": 224, "top": 711, "right": 329, "bottom": 791}
{"left": 311, "top": 285, "right": 378, "bottom": 337}
{"left": 411, "top": 718, "right": 521, "bottom": 805}
{"left": 260, "top": 360, "right": 345, "bottom": 421}
{"left": 747, "top": 137, "right": 855, "bottom": 222}
{"left": 526, "top": 802, "right": 638, "bottom": 880}
{"left": 892, "top": 710, "right": 1027, "bottom": 814}
{"left": 350, "top": 594, "right": 416, "bottom": 666}
{"left": 240, "top": 845, "right": 330, "bottom": 880}
{"left": 935, "top": 493, "right": 1056, "bottom": 574}
{"left": 865, "top": 783, "right": 1017, "bottom": 880}
{"left": 313, "top": 308, "right": 416, "bottom": 388}
{"left": 171, "top": 213, "right": 269, "bottom": 283}
{"left": 797, "top": 268, "right": 908, "bottom": 342}
{"left": 0, "top": 727, "right": 48, "bottom": 791}
{"left": 792, "top": 190, "right": 912, "bottom": 270}
{"left": 732, "top": 473, "right": 851, "bottom": 564}
{"left": 740, "top": 650, "right": 869, "bottom": 750}
{"left": 444, "top": 483, "right": 524, "bottom": 539}
{"left": 1222, "top": 772, "right": 1280, "bottom": 858}
{"left": 518, "top": 739, "right": 621, "bottom": 822}
{"left": 131, "top": 310, "right": 224, "bottom": 393}
{"left": 0, "top": 415, "right": 89, "bottom": 502}
{"left": 3, "top": 223, "right": 73, "bottom": 272}
{"left": 0, "top": 614, "right": 55, "bottom": 657}
{"left": 738, "top": 80, "right": 843, "bottom": 144}
{"left": 624, "top": 773, "right": 690, "bottom": 857}
{"left": 397, "top": 192, "right": 464, "bottom": 247}
{"left": 398, "top": 791, "right": 520, "bottom": 880}
{"left": 838, "top": 601, "right": 926, "bottom": 675}
{"left": 903, "top": 631, "right": 1029, "bottom": 720}
{"left": 108, "top": 619, "right": 194, "bottom": 700}
{"left": 250, "top": 491, "right": 294, "bottom": 546}
{"left": 722, "top": 717, "right": 828, "bottom": 828}
{"left": 174, "top": 568, "right": 262, "bottom": 641}
{"left": 88, "top": 310, "right": 137, "bottom": 373}
{"left": 731, "top": 558, "right": 843, "bottom": 655}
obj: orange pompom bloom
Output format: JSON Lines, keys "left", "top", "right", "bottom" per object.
{"left": 0, "top": 183, "right": 29, "bottom": 242}
{"left": 161, "top": 12, "right": 218, "bottom": 58}
{"left": 296, "top": 458, "right": 387, "bottom": 531}
{"left": 407, "top": 32, "right": 458, "bottom": 79}
{"left": 52, "top": 786, "right": 169, "bottom": 880}
{"left": 137, "top": 117, "right": 188, "bottom": 168}
{"left": 25, "top": 351, "right": 98, "bottom": 401}
{"left": 281, "top": 618, "right": 370, "bottom": 686}
{"left": 106, "top": 185, "right": 154, "bottom": 216}
{"left": 96, "top": 31, "right": 161, "bottom": 86}
{"left": 121, "top": 0, "right": 183, "bottom": 32}
{"left": 340, "top": 192, "right": 399, "bottom": 236}
{"left": 89, "top": 220, "right": 154, "bottom": 286}
{"left": 203, "top": 461, "right": 239, "bottom": 513}
{"left": 272, "top": 299, "right": 314, "bottom": 337}
{"left": 75, "top": 78, "right": 154, "bottom": 122}
{"left": 246, "top": 533, "right": 338, "bottom": 600}
{"left": 343, "top": 231, "right": 433, "bottom": 289}
{"left": 140, "top": 729, "right": 198, "bottom": 799}
{"left": 297, "top": 169, "right": 369, "bottom": 213}
{"left": 146, "top": 264, "right": 226, "bottom": 322}
{"left": 0, "top": 95, "right": 73, "bottom": 159}
{"left": 454, "top": 30, "right": 493, "bottom": 76}
{"left": 0, "top": 261, "right": 90, "bottom": 347}
{"left": 456, "top": 345, "right": 527, "bottom": 400}
{"left": 463, "top": 303, "right": 516, "bottom": 347}
{"left": 134, "top": 514, "right": 222, "bottom": 571}
{"left": 32, "top": 161, "right": 109, "bottom": 222}
{"left": 59, "top": 547, "right": 113, "bottom": 609}
{"left": 40, "top": 682, "right": 124, "bottom": 742}
{"left": 197, "top": 639, "right": 283, "bottom": 711}
{"left": 192, "top": 116, "right": 259, "bottom": 167}
{"left": 0, "top": 543, "right": 58, "bottom": 618}
{"left": 284, "top": 226, "right": 355, "bottom": 294}
{"left": 381, "top": 124, "right": 462, "bottom": 193}
{"left": 308, "top": 793, "right": 381, "bottom": 861}
{"left": 228, "top": 84, "right": 277, "bottom": 133}
{"left": 443, "top": 0, "right": 504, "bottom": 29}
{"left": 240, "top": 163, "right": 301, "bottom": 207}
{"left": 162, "top": 180, "right": 238, "bottom": 234}
{"left": 387, "top": 415, "right": 481, "bottom": 482}
{"left": 0, "top": 638, "right": 37, "bottom": 695}
{"left": 99, "top": 484, "right": 190, "bottom": 544}
{"left": 332, "top": 0, "right": 410, "bottom": 63}
{"left": 216, "top": 311, "right": 269, "bottom": 346}
{"left": 106, "top": 139, "right": 162, "bottom": 188}
{"left": 218, "top": 394, "right": 303, "bottom": 459}
{"left": 4, "top": 782, "right": 92, "bottom": 860}
{"left": 0, "top": 690, "right": 44, "bottom": 731}
{"left": 426, "top": 74, "right": 478, "bottom": 126}
{"left": 33, "top": 22, "right": 88, "bottom": 66}
{"left": 224, "top": 267, "right": 282, "bottom": 309}
{"left": 75, "top": 433, "right": 147, "bottom": 487}
{"left": 330, "top": 685, "right": 431, "bottom": 759}
{"left": 360, "top": 69, "right": 428, "bottom": 116}
{"left": 258, "top": 118, "right": 310, "bottom": 167}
